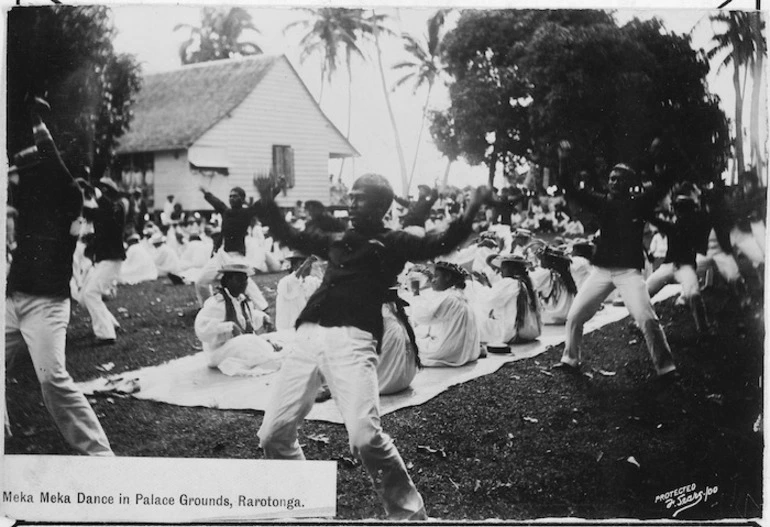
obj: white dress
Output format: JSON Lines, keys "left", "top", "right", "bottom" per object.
{"left": 119, "top": 242, "right": 158, "bottom": 285}
{"left": 529, "top": 267, "right": 574, "bottom": 325}
{"left": 275, "top": 274, "right": 322, "bottom": 331}
{"left": 475, "top": 277, "right": 542, "bottom": 344}
{"left": 412, "top": 288, "right": 481, "bottom": 367}
{"left": 194, "top": 291, "right": 281, "bottom": 377}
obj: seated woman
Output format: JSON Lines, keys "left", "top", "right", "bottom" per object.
{"left": 378, "top": 289, "right": 420, "bottom": 394}
{"left": 476, "top": 254, "right": 542, "bottom": 345}
{"left": 411, "top": 261, "right": 481, "bottom": 367}
{"left": 529, "top": 247, "right": 577, "bottom": 325}
{"left": 119, "top": 233, "right": 158, "bottom": 285}
{"left": 275, "top": 253, "right": 322, "bottom": 332}
{"left": 194, "top": 263, "right": 281, "bottom": 377}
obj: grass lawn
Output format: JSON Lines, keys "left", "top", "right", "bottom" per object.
{"left": 5, "top": 267, "right": 764, "bottom": 521}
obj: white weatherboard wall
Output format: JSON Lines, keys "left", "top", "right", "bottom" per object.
{"left": 191, "top": 57, "right": 355, "bottom": 210}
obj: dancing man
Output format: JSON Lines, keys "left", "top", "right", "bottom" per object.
{"left": 254, "top": 173, "right": 491, "bottom": 520}
{"left": 5, "top": 97, "right": 113, "bottom": 455}
{"left": 554, "top": 140, "right": 677, "bottom": 380}
{"left": 195, "top": 185, "right": 274, "bottom": 308}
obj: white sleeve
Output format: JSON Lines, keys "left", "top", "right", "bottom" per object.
{"left": 482, "top": 279, "right": 521, "bottom": 309}
{"left": 194, "top": 300, "right": 234, "bottom": 344}
{"left": 277, "top": 274, "right": 304, "bottom": 301}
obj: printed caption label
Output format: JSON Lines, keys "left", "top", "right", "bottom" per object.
{"left": 2, "top": 455, "right": 336, "bottom": 522}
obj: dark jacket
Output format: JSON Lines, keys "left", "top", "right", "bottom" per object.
{"left": 259, "top": 200, "right": 473, "bottom": 344}
{"left": 203, "top": 191, "right": 263, "bottom": 256}
{"left": 395, "top": 189, "right": 439, "bottom": 228}
{"left": 559, "top": 162, "right": 673, "bottom": 270}
{"left": 649, "top": 210, "right": 709, "bottom": 267}
{"left": 7, "top": 123, "right": 82, "bottom": 298}
{"left": 91, "top": 195, "right": 127, "bottom": 262}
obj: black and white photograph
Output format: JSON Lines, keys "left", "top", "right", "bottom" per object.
{"left": 2, "top": 0, "right": 766, "bottom": 523}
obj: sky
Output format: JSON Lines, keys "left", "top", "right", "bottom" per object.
{"left": 108, "top": 1, "right": 765, "bottom": 195}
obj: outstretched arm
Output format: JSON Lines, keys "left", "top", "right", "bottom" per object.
{"left": 393, "top": 196, "right": 411, "bottom": 208}
{"left": 254, "top": 175, "right": 334, "bottom": 259}
{"left": 199, "top": 187, "right": 229, "bottom": 213}
{"left": 556, "top": 140, "right": 605, "bottom": 210}
{"left": 395, "top": 186, "right": 493, "bottom": 262}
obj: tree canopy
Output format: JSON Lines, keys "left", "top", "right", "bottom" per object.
{"left": 7, "top": 6, "right": 142, "bottom": 180}
{"left": 176, "top": 7, "right": 262, "bottom": 65}
{"left": 433, "top": 9, "right": 730, "bottom": 186}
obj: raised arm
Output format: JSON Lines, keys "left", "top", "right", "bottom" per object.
{"left": 254, "top": 176, "right": 334, "bottom": 259}
{"left": 199, "top": 187, "right": 228, "bottom": 213}
{"left": 647, "top": 215, "right": 675, "bottom": 236}
{"left": 393, "top": 196, "right": 411, "bottom": 208}
{"left": 395, "top": 185, "right": 492, "bottom": 262}
{"left": 556, "top": 140, "right": 606, "bottom": 211}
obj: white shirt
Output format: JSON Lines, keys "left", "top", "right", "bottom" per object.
{"left": 411, "top": 288, "right": 481, "bottom": 367}
{"left": 194, "top": 290, "right": 267, "bottom": 354}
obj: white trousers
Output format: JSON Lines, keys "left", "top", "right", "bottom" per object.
{"left": 80, "top": 260, "right": 122, "bottom": 340}
{"left": 195, "top": 249, "right": 267, "bottom": 309}
{"left": 257, "top": 323, "right": 426, "bottom": 520}
{"left": 561, "top": 267, "right": 675, "bottom": 375}
{"left": 731, "top": 226, "right": 765, "bottom": 267}
{"left": 5, "top": 293, "right": 113, "bottom": 456}
{"left": 646, "top": 263, "right": 701, "bottom": 299}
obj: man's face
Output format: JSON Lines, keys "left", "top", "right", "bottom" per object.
{"left": 608, "top": 170, "right": 632, "bottom": 197}
{"left": 348, "top": 189, "right": 383, "bottom": 228}
{"left": 229, "top": 190, "right": 244, "bottom": 209}
{"left": 223, "top": 273, "right": 249, "bottom": 296}
{"left": 431, "top": 268, "right": 453, "bottom": 291}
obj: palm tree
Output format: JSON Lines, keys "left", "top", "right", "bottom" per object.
{"left": 369, "top": 10, "right": 410, "bottom": 197}
{"left": 748, "top": 12, "right": 766, "bottom": 179}
{"left": 707, "top": 11, "right": 755, "bottom": 179}
{"left": 175, "top": 7, "right": 262, "bottom": 65}
{"left": 285, "top": 8, "right": 370, "bottom": 179}
{"left": 392, "top": 9, "right": 450, "bottom": 195}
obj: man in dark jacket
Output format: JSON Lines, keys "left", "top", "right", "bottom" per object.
{"left": 79, "top": 175, "right": 126, "bottom": 344}
{"left": 394, "top": 184, "right": 439, "bottom": 234}
{"left": 5, "top": 97, "right": 113, "bottom": 455}
{"left": 195, "top": 185, "right": 272, "bottom": 307}
{"left": 254, "top": 173, "right": 492, "bottom": 520}
{"left": 553, "top": 140, "right": 676, "bottom": 380}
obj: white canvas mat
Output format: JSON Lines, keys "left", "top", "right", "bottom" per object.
{"left": 78, "top": 285, "right": 680, "bottom": 424}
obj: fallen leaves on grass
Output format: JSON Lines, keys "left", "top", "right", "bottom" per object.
{"left": 417, "top": 445, "right": 447, "bottom": 458}
{"left": 597, "top": 369, "right": 616, "bottom": 376}
{"left": 306, "top": 433, "right": 330, "bottom": 444}
{"left": 522, "top": 416, "right": 539, "bottom": 424}
{"left": 706, "top": 393, "right": 724, "bottom": 405}
{"left": 95, "top": 362, "right": 115, "bottom": 373}
{"left": 625, "top": 456, "right": 640, "bottom": 468}
{"left": 335, "top": 455, "right": 359, "bottom": 468}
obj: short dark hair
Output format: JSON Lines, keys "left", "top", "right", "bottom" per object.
{"left": 351, "top": 173, "right": 395, "bottom": 212}
{"left": 231, "top": 187, "right": 246, "bottom": 199}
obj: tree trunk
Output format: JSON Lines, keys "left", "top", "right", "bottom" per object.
{"left": 338, "top": 58, "right": 353, "bottom": 181}
{"left": 318, "top": 61, "right": 326, "bottom": 105}
{"left": 441, "top": 157, "right": 453, "bottom": 186}
{"left": 373, "top": 10, "right": 409, "bottom": 197}
{"left": 405, "top": 82, "right": 434, "bottom": 195}
{"left": 488, "top": 146, "right": 497, "bottom": 189}
{"left": 733, "top": 56, "right": 746, "bottom": 179}
{"left": 749, "top": 12, "right": 765, "bottom": 180}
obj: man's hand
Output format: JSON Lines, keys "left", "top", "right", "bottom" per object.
{"left": 469, "top": 185, "right": 494, "bottom": 208}
{"left": 557, "top": 140, "right": 572, "bottom": 160}
{"left": 255, "top": 175, "right": 277, "bottom": 203}
{"left": 231, "top": 323, "right": 244, "bottom": 337}
{"left": 199, "top": 185, "right": 208, "bottom": 194}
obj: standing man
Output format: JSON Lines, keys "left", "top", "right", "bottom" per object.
{"left": 254, "top": 173, "right": 491, "bottom": 520}
{"left": 79, "top": 175, "right": 127, "bottom": 345}
{"left": 646, "top": 194, "right": 713, "bottom": 334}
{"left": 553, "top": 141, "right": 676, "bottom": 379}
{"left": 195, "top": 185, "right": 273, "bottom": 308}
{"left": 5, "top": 97, "right": 113, "bottom": 455}
{"left": 394, "top": 184, "right": 439, "bottom": 235}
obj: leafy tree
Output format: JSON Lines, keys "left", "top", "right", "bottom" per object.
{"left": 707, "top": 11, "right": 757, "bottom": 177}
{"left": 7, "top": 5, "right": 142, "bottom": 181}
{"left": 434, "top": 9, "right": 729, "bottom": 187}
{"left": 428, "top": 109, "right": 461, "bottom": 184}
{"left": 392, "top": 9, "right": 450, "bottom": 192}
{"left": 175, "top": 7, "right": 262, "bottom": 65}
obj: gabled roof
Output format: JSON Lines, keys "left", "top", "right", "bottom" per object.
{"left": 117, "top": 55, "right": 278, "bottom": 154}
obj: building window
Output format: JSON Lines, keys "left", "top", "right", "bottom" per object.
{"left": 272, "top": 145, "right": 295, "bottom": 188}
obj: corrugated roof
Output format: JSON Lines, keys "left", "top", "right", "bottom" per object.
{"left": 116, "top": 55, "right": 278, "bottom": 154}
